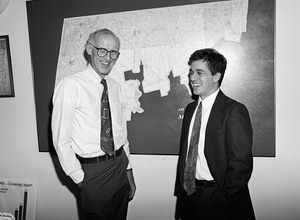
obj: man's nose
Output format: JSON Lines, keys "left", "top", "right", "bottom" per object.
{"left": 189, "top": 72, "right": 197, "bottom": 80}
{"left": 104, "top": 51, "right": 111, "bottom": 60}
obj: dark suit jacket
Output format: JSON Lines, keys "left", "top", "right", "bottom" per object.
{"left": 174, "top": 90, "right": 255, "bottom": 219}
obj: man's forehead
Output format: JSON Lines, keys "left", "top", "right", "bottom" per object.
{"left": 93, "top": 33, "right": 113, "bottom": 41}
{"left": 189, "top": 60, "right": 211, "bottom": 72}
{"left": 190, "top": 59, "right": 208, "bottom": 67}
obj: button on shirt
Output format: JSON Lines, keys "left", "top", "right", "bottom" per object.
{"left": 187, "top": 89, "right": 219, "bottom": 181}
{"left": 52, "top": 64, "right": 132, "bottom": 184}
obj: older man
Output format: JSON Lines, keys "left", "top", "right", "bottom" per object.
{"left": 52, "top": 29, "right": 136, "bottom": 220}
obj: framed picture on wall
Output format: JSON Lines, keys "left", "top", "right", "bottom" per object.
{"left": 0, "top": 35, "right": 15, "bottom": 97}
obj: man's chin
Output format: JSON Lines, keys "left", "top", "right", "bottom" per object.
{"left": 192, "top": 89, "right": 202, "bottom": 96}
{"left": 98, "top": 68, "right": 111, "bottom": 76}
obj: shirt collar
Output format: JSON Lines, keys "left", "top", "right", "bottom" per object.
{"left": 199, "top": 89, "right": 220, "bottom": 110}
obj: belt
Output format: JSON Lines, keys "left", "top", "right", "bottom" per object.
{"left": 76, "top": 146, "right": 123, "bottom": 164}
{"left": 195, "top": 179, "right": 217, "bottom": 188}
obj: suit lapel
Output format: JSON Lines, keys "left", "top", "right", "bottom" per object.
{"left": 204, "top": 91, "right": 226, "bottom": 166}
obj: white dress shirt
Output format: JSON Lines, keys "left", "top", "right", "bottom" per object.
{"left": 52, "top": 64, "right": 132, "bottom": 184}
{"left": 187, "top": 89, "right": 219, "bottom": 181}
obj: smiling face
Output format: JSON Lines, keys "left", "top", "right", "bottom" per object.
{"left": 189, "top": 59, "right": 221, "bottom": 100}
{"left": 86, "top": 33, "right": 120, "bottom": 78}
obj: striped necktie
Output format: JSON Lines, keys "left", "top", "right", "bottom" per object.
{"left": 183, "top": 101, "right": 202, "bottom": 196}
{"left": 100, "top": 79, "right": 114, "bottom": 156}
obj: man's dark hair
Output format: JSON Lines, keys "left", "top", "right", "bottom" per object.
{"left": 188, "top": 48, "right": 227, "bottom": 86}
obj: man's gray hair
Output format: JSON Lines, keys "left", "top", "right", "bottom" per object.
{"left": 87, "top": 28, "right": 120, "bottom": 48}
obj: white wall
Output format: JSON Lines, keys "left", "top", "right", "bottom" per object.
{"left": 0, "top": 0, "right": 299, "bottom": 220}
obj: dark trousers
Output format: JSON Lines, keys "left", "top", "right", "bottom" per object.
{"left": 181, "top": 184, "right": 234, "bottom": 220}
{"left": 80, "top": 151, "right": 130, "bottom": 220}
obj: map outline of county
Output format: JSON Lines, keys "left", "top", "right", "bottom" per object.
{"left": 55, "top": 0, "right": 249, "bottom": 121}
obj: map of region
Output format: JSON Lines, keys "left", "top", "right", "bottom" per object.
{"left": 55, "top": 0, "right": 249, "bottom": 154}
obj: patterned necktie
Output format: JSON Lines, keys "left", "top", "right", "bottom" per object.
{"left": 183, "top": 101, "right": 202, "bottom": 196}
{"left": 100, "top": 79, "right": 114, "bottom": 156}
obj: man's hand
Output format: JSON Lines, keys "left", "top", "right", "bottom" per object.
{"left": 126, "top": 169, "right": 136, "bottom": 201}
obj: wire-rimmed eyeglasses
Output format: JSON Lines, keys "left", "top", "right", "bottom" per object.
{"left": 88, "top": 42, "right": 120, "bottom": 60}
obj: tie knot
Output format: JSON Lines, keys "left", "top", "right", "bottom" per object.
{"left": 198, "top": 101, "right": 202, "bottom": 109}
{"left": 101, "top": 79, "right": 107, "bottom": 85}
{"left": 101, "top": 79, "right": 108, "bottom": 90}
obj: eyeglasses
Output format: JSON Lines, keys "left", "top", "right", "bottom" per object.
{"left": 88, "top": 42, "right": 120, "bottom": 60}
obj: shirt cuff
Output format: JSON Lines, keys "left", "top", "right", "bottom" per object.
{"left": 69, "top": 169, "right": 84, "bottom": 184}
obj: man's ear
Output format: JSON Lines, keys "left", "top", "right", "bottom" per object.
{"left": 86, "top": 44, "right": 92, "bottom": 56}
{"left": 214, "top": 72, "right": 221, "bottom": 83}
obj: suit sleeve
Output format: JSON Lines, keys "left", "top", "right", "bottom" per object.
{"left": 217, "top": 103, "right": 253, "bottom": 205}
